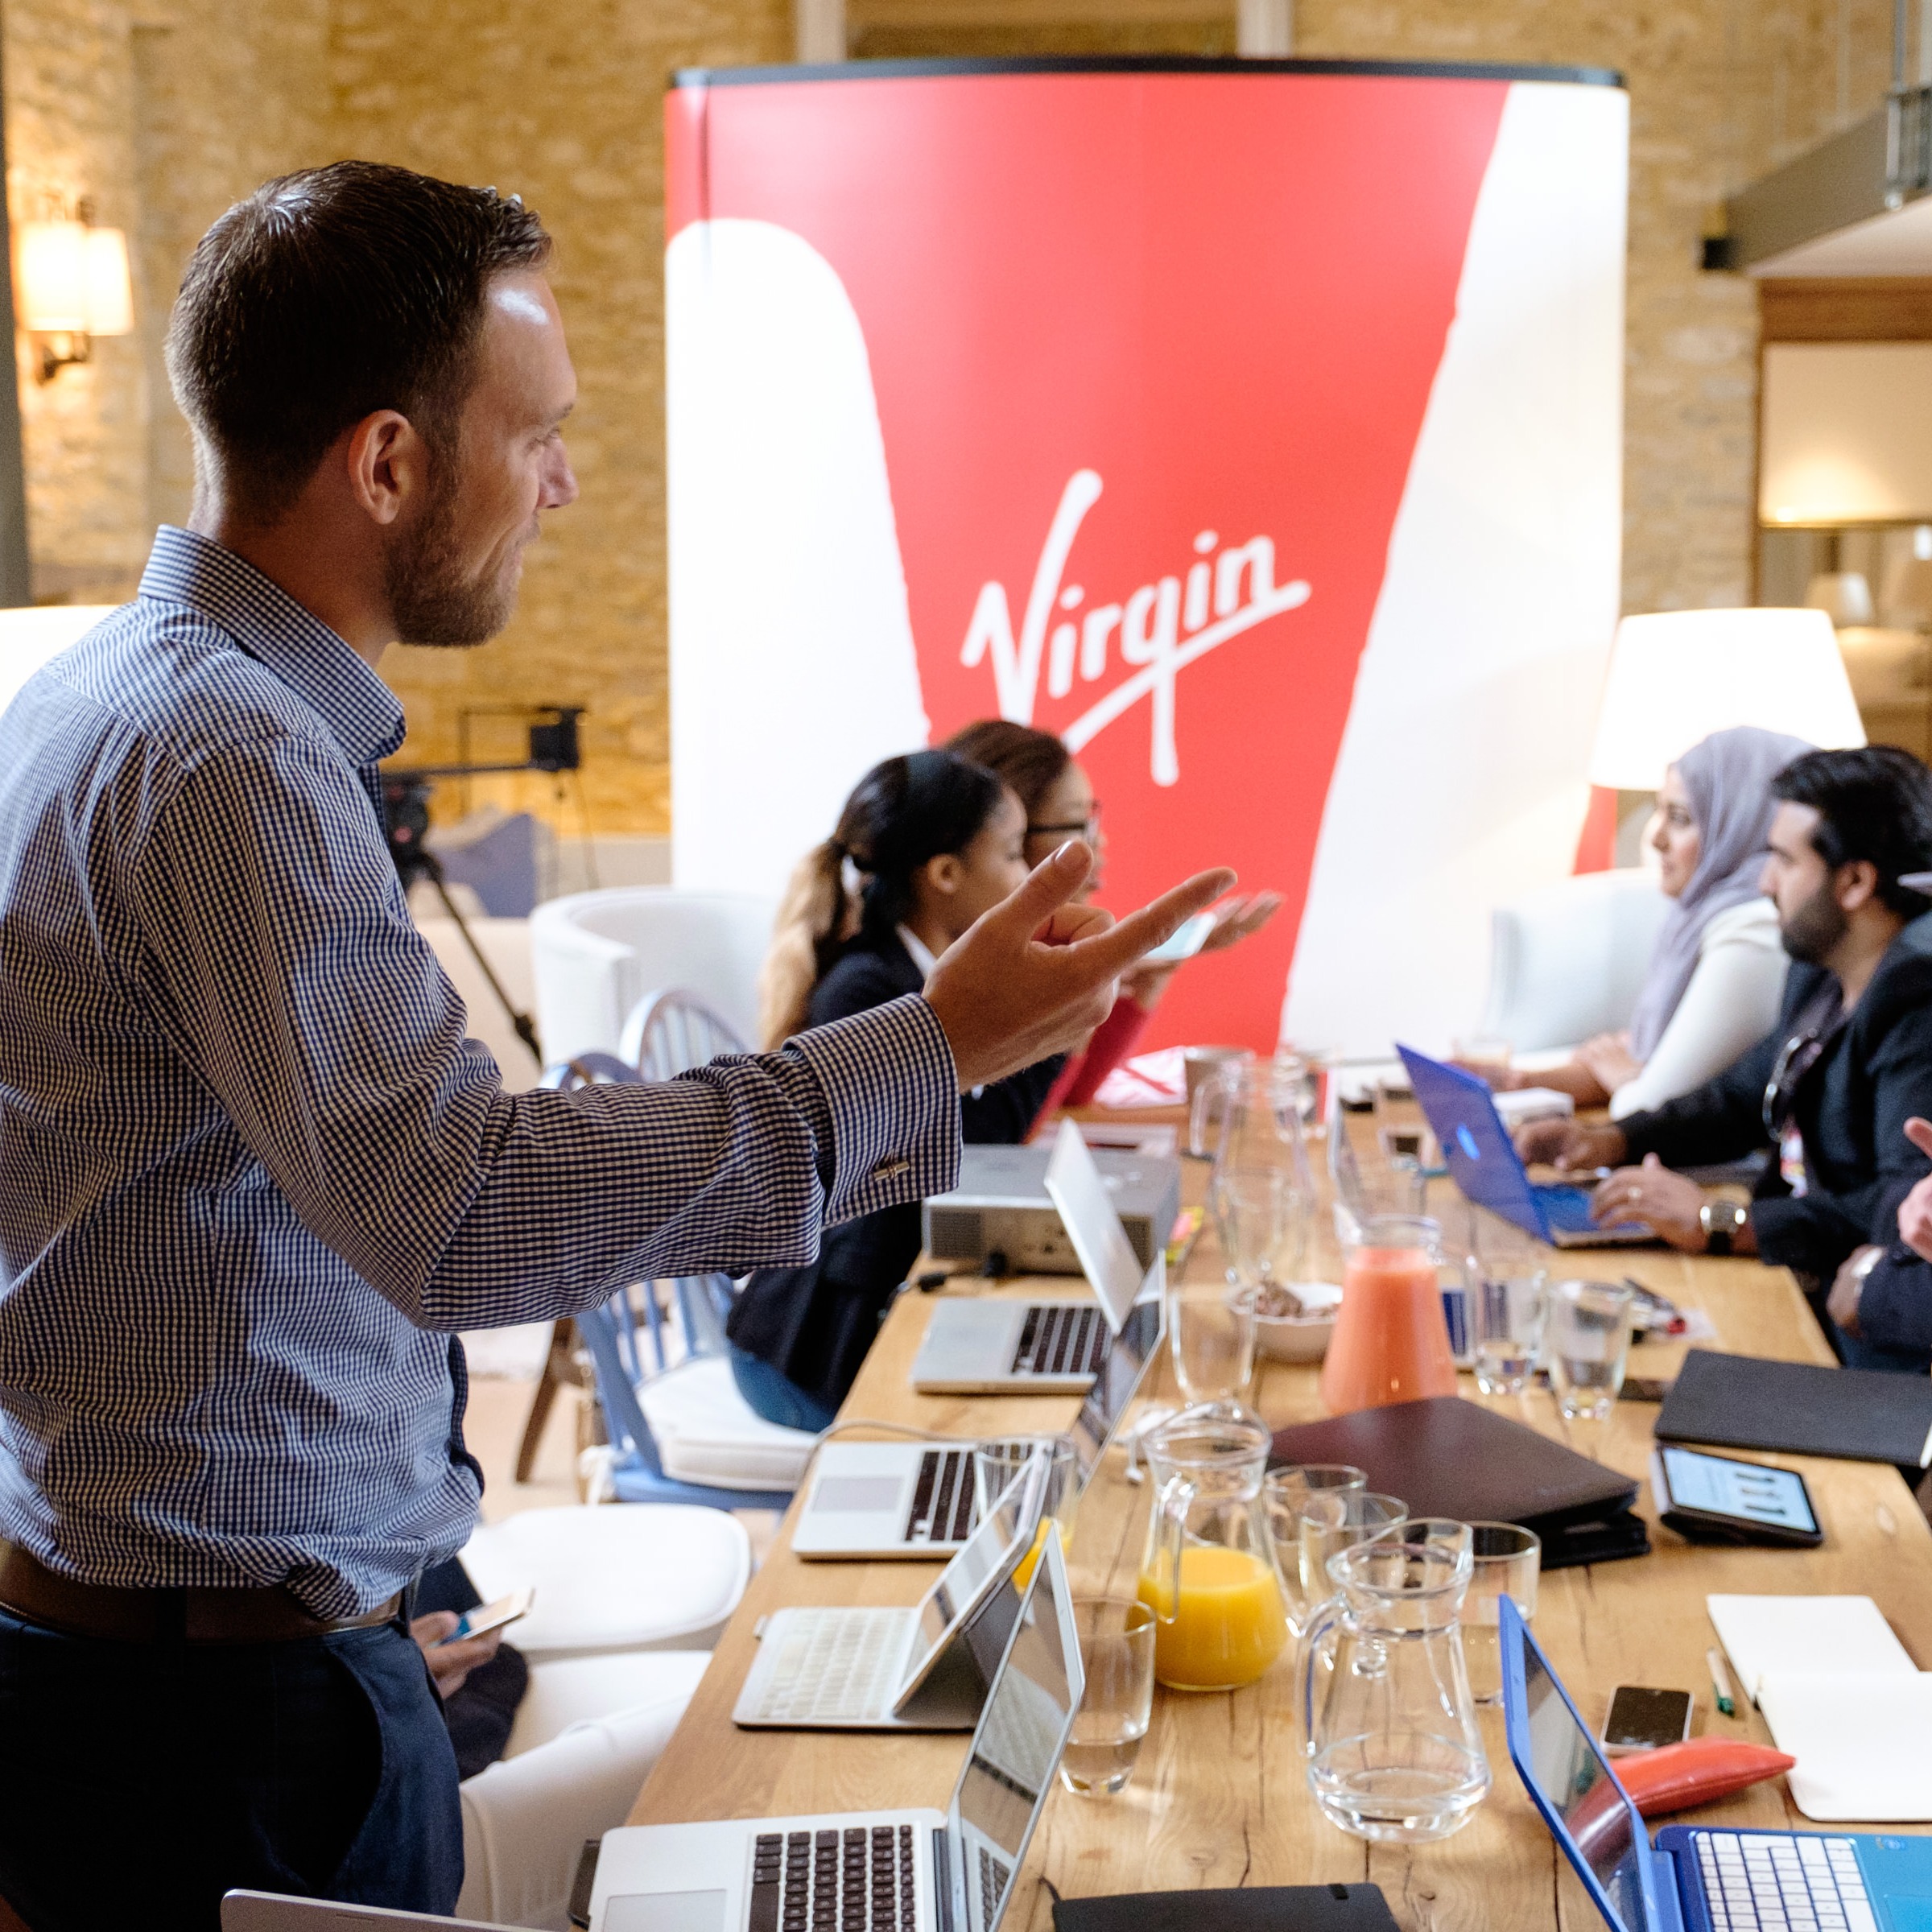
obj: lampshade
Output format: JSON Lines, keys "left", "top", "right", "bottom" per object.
{"left": 15, "top": 221, "right": 132, "bottom": 336}
{"left": 1884, "top": 553, "right": 1932, "bottom": 627}
{"left": 0, "top": 606, "right": 115, "bottom": 713}
{"left": 1587, "top": 609, "right": 1867, "bottom": 791}
{"left": 1803, "top": 571, "right": 1875, "bottom": 627}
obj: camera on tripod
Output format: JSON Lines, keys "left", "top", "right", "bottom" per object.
{"left": 380, "top": 705, "right": 584, "bottom": 1063}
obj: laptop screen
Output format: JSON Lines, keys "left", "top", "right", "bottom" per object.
{"left": 1043, "top": 1121, "right": 1145, "bottom": 1335}
{"left": 1067, "top": 1295, "right": 1161, "bottom": 1481}
{"left": 1503, "top": 1602, "right": 1653, "bottom": 1932}
{"left": 906, "top": 1455, "right": 1042, "bottom": 1686}
{"left": 1397, "top": 1045, "right": 1549, "bottom": 1245}
{"left": 952, "top": 1532, "right": 1080, "bottom": 1932}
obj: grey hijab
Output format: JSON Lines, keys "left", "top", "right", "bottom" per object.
{"left": 1624, "top": 725, "right": 1814, "bottom": 1062}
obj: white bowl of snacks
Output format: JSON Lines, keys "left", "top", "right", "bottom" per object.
{"left": 1253, "top": 1280, "right": 1344, "bottom": 1362}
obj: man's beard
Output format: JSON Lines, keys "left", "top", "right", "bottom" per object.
{"left": 382, "top": 452, "right": 515, "bottom": 647}
{"left": 1781, "top": 875, "right": 1849, "bottom": 966}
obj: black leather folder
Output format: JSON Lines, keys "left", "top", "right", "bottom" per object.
{"left": 1052, "top": 1885, "right": 1398, "bottom": 1932}
{"left": 1655, "top": 1348, "right": 1932, "bottom": 1468}
{"left": 1268, "top": 1395, "right": 1647, "bottom": 1569}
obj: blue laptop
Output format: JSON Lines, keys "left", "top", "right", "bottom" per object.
{"left": 1501, "top": 1596, "right": 1932, "bottom": 1932}
{"left": 1397, "top": 1045, "right": 1649, "bottom": 1249}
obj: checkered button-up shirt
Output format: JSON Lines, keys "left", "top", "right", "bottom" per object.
{"left": 0, "top": 526, "right": 960, "bottom": 1616}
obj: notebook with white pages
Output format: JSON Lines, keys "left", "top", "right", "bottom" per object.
{"left": 1705, "top": 1592, "right": 1916, "bottom": 1703}
{"left": 1756, "top": 1670, "right": 1932, "bottom": 1821}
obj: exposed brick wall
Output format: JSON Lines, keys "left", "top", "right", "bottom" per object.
{"left": 0, "top": 0, "right": 1903, "bottom": 832}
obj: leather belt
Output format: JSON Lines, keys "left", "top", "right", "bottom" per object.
{"left": 0, "top": 1540, "right": 402, "bottom": 1645}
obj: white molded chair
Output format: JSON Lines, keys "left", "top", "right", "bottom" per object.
{"left": 460, "top": 1504, "right": 750, "bottom": 1662}
{"left": 1476, "top": 869, "right": 1670, "bottom": 1055}
{"left": 528, "top": 888, "right": 777, "bottom": 1065}
{"left": 456, "top": 1653, "right": 712, "bottom": 1929}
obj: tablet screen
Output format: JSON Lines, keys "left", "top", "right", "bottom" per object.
{"left": 1660, "top": 1447, "right": 1817, "bottom": 1534}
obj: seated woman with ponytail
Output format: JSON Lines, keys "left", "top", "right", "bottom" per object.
{"left": 725, "top": 749, "right": 1054, "bottom": 1429}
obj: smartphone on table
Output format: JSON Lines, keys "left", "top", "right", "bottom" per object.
{"left": 1600, "top": 1684, "right": 1694, "bottom": 1756}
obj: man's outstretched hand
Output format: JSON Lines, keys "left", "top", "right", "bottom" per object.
{"left": 925, "top": 842, "right": 1236, "bottom": 1092}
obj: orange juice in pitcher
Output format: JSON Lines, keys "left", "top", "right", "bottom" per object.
{"left": 1137, "top": 1414, "right": 1286, "bottom": 1691}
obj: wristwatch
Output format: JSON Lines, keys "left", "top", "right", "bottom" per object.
{"left": 1699, "top": 1198, "right": 1748, "bottom": 1256}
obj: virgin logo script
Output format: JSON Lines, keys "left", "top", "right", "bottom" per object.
{"left": 959, "top": 470, "right": 1312, "bottom": 785}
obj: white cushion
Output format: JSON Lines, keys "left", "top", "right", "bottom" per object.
{"left": 506, "top": 1650, "right": 712, "bottom": 1759}
{"left": 638, "top": 1354, "right": 817, "bottom": 1489}
{"left": 460, "top": 1504, "right": 749, "bottom": 1660}
{"left": 459, "top": 1684, "right": 704, "bottom": 1929}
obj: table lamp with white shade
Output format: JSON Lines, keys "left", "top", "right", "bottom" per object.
{"left": 1587, "top": 608, "right": 1867, "bottom": 792}
{"left": 0, "top": 606, "right": 117, "bottom": 715}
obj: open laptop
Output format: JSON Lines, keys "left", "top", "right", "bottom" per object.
{"left": 909, "top": 1120, "right": 1161, "bottom": 1394}
{"left": 1501, "top": 1596, "right": 1932, "bottom": 1932}
{"left": 1398, "top": 1046, "right": 1651, "bottom": 1249}
{"left": 798, "top": 1133, "right": 1166, "bottom": 1558}
{"left": 733, "top": 1453, "right": 1047, "bottom": 1730}
{"left": 594, "top": 1530, "right": 1082, "bottom": 1932}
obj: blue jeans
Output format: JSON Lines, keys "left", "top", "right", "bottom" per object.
{"left": 0, "top": 1608, "right": 462, "bottom": 1931}
{"left": 730, "top": 1346, "right": 836, "bottom": 1432}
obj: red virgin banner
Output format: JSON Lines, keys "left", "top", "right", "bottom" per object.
{"left": 667, "top": 62, "right": 1627, "bottom": 1054}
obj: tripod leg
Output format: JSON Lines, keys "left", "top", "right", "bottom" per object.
{"left": 428, "top": 870, "right": 545, "bottom": 1065}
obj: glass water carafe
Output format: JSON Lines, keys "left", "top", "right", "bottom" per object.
{"left": 1136, "top": 1413, "right": 1286, "bottom": 1691}
{"left": 1191, "top": 1060, "right": 1313, "bottom": 1298}
{"left": 1301, "top": 1536, "right": 1490, "bottom": 1843}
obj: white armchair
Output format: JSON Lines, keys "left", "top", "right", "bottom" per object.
{"left": 1476, "top": 869, "right": 1670, "bottom": 1055}
{"left": 460, "top": 1504, "right": 750, "bottom": 1662}
{"left": 456, "top": 1653, "right": 712, "bottom": 1929}
{"left": 528, "top": 887, "right": 777, "bottom": 1064}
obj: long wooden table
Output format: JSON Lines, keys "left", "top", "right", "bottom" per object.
{"left": 629, "top": 1120, "right": 1932, "bottom": 1930}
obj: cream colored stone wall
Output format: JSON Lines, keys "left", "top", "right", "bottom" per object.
{"left": 0, "top": 0, "right": 1905, "bottom": 832}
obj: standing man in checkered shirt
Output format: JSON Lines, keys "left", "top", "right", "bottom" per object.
{"left": 0, "top": 162, "right": 1228, "bottom": 1930}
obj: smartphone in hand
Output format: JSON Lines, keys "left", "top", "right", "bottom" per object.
{"left": 436, "top": 1586, "right": 534, "bottom": 1645}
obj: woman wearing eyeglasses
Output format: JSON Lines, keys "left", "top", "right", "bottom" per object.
{"left": 943, "top": 720, "right": 1281, "bottom": 1107}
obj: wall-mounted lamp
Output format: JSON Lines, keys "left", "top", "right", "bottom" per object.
{"left": 15, "top": 200, "right": 132, "bottom": 382}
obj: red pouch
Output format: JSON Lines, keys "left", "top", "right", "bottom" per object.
{"left": 1614, "top": 1738, "right": 1796, "bottom": 1818}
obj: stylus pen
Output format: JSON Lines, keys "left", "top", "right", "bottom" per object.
{"left": 1707, "top": 1647, "right": 1737, "bottom": 1717}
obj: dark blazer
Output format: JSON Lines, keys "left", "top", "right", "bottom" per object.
{"left": 1619, "top": 914, "right": 1932, "bottom": 1286}
{"left": 724, "top": 931, "right": 1065, "bottom": 1410}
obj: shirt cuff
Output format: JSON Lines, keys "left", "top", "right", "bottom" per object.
{"left": 786, "top": 993, "right": 961, "bottom": 1224}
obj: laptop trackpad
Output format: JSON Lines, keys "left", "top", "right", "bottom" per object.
{"left": 812, "top": 1476, "right": 904, "bottom": 1514}
{"left": 605, "top": 1889, "right": 730, "bottom": 1932}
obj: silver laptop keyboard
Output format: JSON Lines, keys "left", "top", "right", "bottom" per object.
{"left": 749, "top": 1609, "right": 909, "bottom": 1722}
{"left": 1012, "top": 1305, "right": 1104, "bottom": 1376}
{"left": 904, "top": 1449, "right": 976, "bottom": 1545}
{"left": 749, "top": 1824, "right": 917, "bottom": 1932}
{"left": 1691, "top": 1831, "right": 1876, "bottom": 1931}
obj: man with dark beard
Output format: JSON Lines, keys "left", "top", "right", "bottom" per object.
{"left": 0, "top": 164, "right": 1232, "bottom": 1931}
{"left": 1519, "top": 746, "right": 1932, "bottom": 1368}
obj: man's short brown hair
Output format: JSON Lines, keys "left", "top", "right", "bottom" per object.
{"left": 167, "top": 159, "right": 552, "bottom": 524}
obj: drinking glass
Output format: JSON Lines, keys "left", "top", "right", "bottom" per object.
{"left": 1061, "top": 1596, "right": 1158, "bottom": 1795}
{"left": 1170, "top": 1277, "right": 1259, "bottom": 1410}
{"left": 975, "top": 1435, "right": 1080, "bottom": 1577}
{"left": 1472, "top": 1269, "right": 1548, "bottom": 1396}
{"left": 1453, "top": 1036, "right": 1513, "bottom": 1081}
{"left": 1459, "top": 1521, "right": 1540, "bottom": 1704}
{"left": 1263, "top": 1463, "right": 1367, "bottom": 1636}
{"left": 1390, "top": 1518, "right": 1474, "bottom": 1561}
{"left": 1547, "top": 1279, "right": 1636, "bottom": 1422}
{"left": 1298, "top": 1489, "right": 1408, "bottom": 1624}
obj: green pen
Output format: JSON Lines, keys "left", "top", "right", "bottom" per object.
{"left": 1707, "top": 1646, "right": 1737, "bottom": 1717}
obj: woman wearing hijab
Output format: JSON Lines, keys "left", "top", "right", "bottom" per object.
{"left": 1484, "top": 726, "right": 1812, "bottom": 1117}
